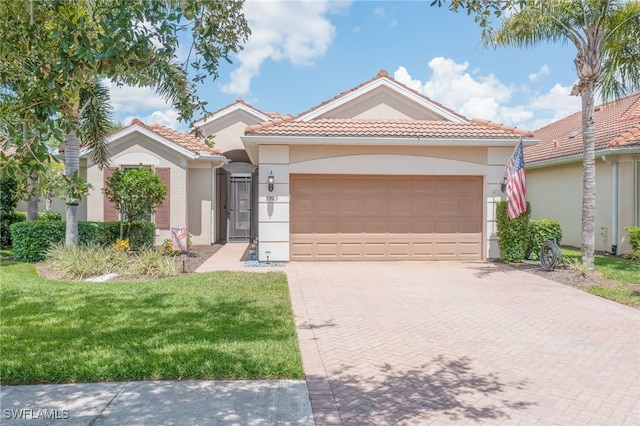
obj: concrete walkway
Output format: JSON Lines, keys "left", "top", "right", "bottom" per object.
{"left": 195, "top": 243, "right": 286, "bottom": 273}
{"left": 285, "top": 261, "right": 640, "bottom": 425}
{"left": 1, "top": 380, "right": 313, "bottom": 425}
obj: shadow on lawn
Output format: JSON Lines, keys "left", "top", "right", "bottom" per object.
{"left": 326, "top": 355, "right": 534, "bottom": 425}
{"left": 1, "top": 289, "right": 301, "bottom": 384}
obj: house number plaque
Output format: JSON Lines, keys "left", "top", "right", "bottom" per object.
{"left": 265, "top": 195, "right": 279, "bottom": 202}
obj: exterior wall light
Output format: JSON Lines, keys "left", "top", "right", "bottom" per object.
{"left": 268, "top": 172, "right": 275, "bottom": 192}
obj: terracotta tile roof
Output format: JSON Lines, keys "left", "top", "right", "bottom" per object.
{"left": 245, "top": 117, "right": 533, "bottom": 139}
{"left": 525, "top": 93, "right": 640, "bottom": 163}
{"left": 296, "top": 70, "right": 468, "bottom": 121}
{"left": 130, "top": 119, "right": 222, "bottom": 155}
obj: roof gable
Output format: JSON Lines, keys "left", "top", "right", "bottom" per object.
{"left": 192, "top": 98, "right": 272, "bottom": 129}
{"left": 296, "top": 70, "right": 467, "bottom": 123}
{"left": 525, "top": 93, "right": 640, "bottom": 164}
{"left": 80, "top": 119, "right": 223, "bottom": 160}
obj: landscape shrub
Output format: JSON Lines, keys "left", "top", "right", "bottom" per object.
{"left": 496, "top": 200, "right": 531, "bottom": 262}
{"left": 10, "top": 221, "right": 155, "bottom": 261}
{"left": 100, "top": 221, "right": 155, "bottom": 250}
{"left": 525, "top": 219, "right": 562, "bottom": 260}
{"left": 0, "top": 212, "right": 26, "bottom": 248}
{"left": 11, "top": 221, "right": 66, "bottom": 262}
{"left": 626, "top": 227, "right": 640, "bottom": 261}
{"left": 626, "top": 227, "right": 640, "bottom": 251}
{"left": 37, "top": 211, "right": 62, "bottom": 221}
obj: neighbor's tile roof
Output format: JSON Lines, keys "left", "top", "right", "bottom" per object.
{"left": 245, "top": 117, "right": 533, "bottom": 139}
{"left": 525, "top": 93, "right": 640, "bottom": 163}
{"left": 130, "top": 119, "right": 222, "bottom": 155}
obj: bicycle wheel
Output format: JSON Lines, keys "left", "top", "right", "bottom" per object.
{"left": 540, "top": 240, "right": 558, "bottom": 271}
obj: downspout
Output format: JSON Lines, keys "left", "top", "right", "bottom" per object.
{"left": 602, "top": 155, "right": 618, "bottom": 255}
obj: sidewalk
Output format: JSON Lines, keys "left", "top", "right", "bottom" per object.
{"left": 1, "top": 380, "right": 313, "bottom": 425}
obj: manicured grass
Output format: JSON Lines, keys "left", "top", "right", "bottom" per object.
{"left": 561, "top": 248, "right": 640, "bottom": 308}
{"left": 0, "top": 260, "right": 303, "bottom": 385}
{"left": 561, "top": 248, "right": 640, "bottom": 284}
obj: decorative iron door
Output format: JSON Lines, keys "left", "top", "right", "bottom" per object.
{"left": 227, "top": 175, "right": 252, "bottom": 242}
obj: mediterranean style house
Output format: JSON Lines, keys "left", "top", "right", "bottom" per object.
{"left": 48, "top": 70, "right": 537, "bottom": 261}
{"left": 525, "top": 93, "right": 640, "bottom": 256}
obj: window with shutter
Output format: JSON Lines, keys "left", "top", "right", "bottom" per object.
{"left": 155, "top": 167, "right": 171, "bottom": 229}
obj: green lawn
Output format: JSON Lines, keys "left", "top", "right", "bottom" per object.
{"left": 561, "top": 248, "right": 640, "bottom": 284}
{"left": 0, "top": 261, "right": 303, "bottom": 385}
{"left": 562, "top": 248, "right": 640, "bottom": 307}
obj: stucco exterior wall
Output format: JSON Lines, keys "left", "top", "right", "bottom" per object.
{"left": 85, "top": 137, "right": 188, "bottom": 245}
{"left": 257, "top": 143, "right": 511, "bottom": 261}
{"left": 198, "top": 112, "right": 265, "bottom": 154}
{"left": 527, "top": 155, "right": 637, "bottom": 255}
{"left": 187, "top": 164, "right": 214, "bottom": 245}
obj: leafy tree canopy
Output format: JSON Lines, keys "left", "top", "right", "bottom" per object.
{"left": 0, "top": 0, "right": 250, "bottom": 137}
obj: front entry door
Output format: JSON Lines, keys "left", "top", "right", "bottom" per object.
{"left": 228, "top": 175, "right": 252, "bottom": 242}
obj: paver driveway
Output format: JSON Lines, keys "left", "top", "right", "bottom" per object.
{"left": 286, "top": 261, "right": 640, "bottom": 425}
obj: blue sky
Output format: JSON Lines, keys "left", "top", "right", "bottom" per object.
{"left": 107, "top": 0, "right": 583, "bottom": 133}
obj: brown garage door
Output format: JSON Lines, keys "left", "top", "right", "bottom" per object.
{"left": 290, "top": 174, "right": 483, "bottom": 260}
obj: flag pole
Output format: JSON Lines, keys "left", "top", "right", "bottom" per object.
{"left": 492, "top": 137, "right": 523, "bottom": 194}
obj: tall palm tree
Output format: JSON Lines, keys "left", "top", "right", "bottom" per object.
{"left": 64, "top": 79, "right": 113, "bottom": 246}
{"left": 483, "top": 0, "right": 640, "bottom": 270}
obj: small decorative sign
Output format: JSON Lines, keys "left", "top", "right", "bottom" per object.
{"left": 170, "top": 227, "right": 188, "bottom": 251}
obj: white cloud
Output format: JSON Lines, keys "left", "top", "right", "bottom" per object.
{"left": 389, "top": 19, "right": 398, "bottom": 28}
{"left": 123, "top": 110, "right": 185, "bottom": 131}
{"left": 105, "top": 80, "right": 173, "bottom": 114}
{"left": 105, "top": 79, "right": 188, "bottom": 131}
{"left": 373, "top": 7, "right": 385, "bottom": 17}
{"left": 222, "top": 0, "right": 349, "bottom": 95}
{"left": 528, "top": 64, "right": 550, "bottom": 82}
{"left": 394, "top": 59, "right": 581, "bottom": 131}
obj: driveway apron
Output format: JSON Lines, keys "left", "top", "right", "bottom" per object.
{"left": 286, "top": 261, "right": 640, "bottom": 426}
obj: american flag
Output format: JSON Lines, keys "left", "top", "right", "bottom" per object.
{"left": 505, "top": 140, "right": 526, "bottom": 219}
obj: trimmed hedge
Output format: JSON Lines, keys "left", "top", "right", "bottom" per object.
{"left": 10, "top": 221, "right": 156, "bottom": 262}
{"left": 525, "top": 219, "right": 562, "bottom": 260}
{"left": 496, "top": 200, "right": 531, "bottom": 263}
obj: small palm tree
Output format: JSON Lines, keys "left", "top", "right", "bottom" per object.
{"left": 435, "top": 0, "right": 640, "bottom": 271}
{"left": 64, "top": 79, "right": 113, "bottom": 246}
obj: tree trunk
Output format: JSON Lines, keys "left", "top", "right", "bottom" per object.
{"left": 65, "top": 129, "right": 80, "bottom": 246}
{"left": 26, "top": 172, "right": 38, "bottom": 221}
{"left": 580, "top": 82, "right": 596, "bottom": 271}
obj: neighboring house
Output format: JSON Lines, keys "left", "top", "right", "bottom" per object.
{"left": 525, "top": 93, "right": 640, "bottom": 255}
{"left": 24, "top": 71, "right": 538, "bottom": 260}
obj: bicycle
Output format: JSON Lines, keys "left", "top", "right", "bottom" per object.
{"left": 540, "top": 239, "right": 563, "bottom": 271}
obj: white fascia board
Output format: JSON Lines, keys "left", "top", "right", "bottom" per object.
{"left": 192, "top": 103, "right": 271, "bottom": 127}
{"left": 80, "top": 125, "right": 197, "bottom": 159}
{"left": 195, "top": 152, "right": 230, "bottom": 167}
{"left": 527, "top": 146, "right": 640, "bottom": 169}
{"left": 241, "top": 135, "right": 536, "bottom": 148}
{"left": 298, "top": 78, "right": 467, "bottom": 123}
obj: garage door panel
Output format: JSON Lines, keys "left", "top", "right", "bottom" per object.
{"left": 290, "top": 175, "right": 483, "bottom": 260}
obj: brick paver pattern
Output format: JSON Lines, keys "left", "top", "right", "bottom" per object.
{"left": 286, "top": 261, "right": 640, "bottom": 426}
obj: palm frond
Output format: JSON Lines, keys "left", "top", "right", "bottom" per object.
{"left": 77, "top": 80, "right": 113, "bottom": 169}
